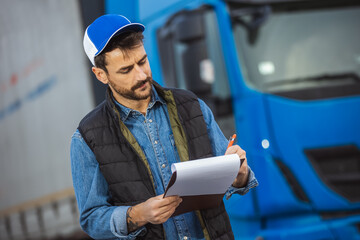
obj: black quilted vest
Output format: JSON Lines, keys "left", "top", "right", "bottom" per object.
{"left": 78, "top": 83, "right": 234, "bottom": 240}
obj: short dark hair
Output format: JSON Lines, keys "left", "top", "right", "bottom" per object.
{"left": 94, "top": 31, "right": 144, "bottom": 73}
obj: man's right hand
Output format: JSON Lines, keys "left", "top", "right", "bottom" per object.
{"left": 126, "top": 194, "right": 182, "bottom": 233}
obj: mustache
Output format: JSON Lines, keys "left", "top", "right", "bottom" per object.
{"left": 131, "top": 77, "right": 152, "bottom": 91}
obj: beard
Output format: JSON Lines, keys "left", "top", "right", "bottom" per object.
{"left": 109, "top": 77, "right": 153, "bottom": 101}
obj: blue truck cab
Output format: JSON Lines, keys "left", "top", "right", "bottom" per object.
{"left": 107, "top": 0, "right": 360, "bottom": 239}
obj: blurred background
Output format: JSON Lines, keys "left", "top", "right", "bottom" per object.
{"left": 0, "top": 0, "right": 359, "bottom": 239}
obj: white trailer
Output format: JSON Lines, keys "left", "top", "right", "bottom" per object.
{"left": 0, "top": 1, "right": 94, "bottom": 239}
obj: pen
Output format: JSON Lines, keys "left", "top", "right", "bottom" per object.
{"left": 226, "top": 134, "right": 245, "bottom": 165}
{"left": 226, "top": 134, "right": 236, "bottom": 150}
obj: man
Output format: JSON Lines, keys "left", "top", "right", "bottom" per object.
{"left": 71, "top": 14, "right": 258, "bottom": 240}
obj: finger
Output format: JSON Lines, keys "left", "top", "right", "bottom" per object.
{"left": 225, "top": 145, "right": 239, "bottom": 155}
{"left": 158, "top": 196, "right": 182, "bottom": 211}
{"left": 153, "top": 200, "right": 180, "bottom": 223}
{"left": 150, "top": 196, "right": 181, "bottom": 215}
{"left": 161, "top": 195, "right": 181, "bottom": 205}
{"left": 152, "top": 198, "right": 181, "bottom": 222}
{"left": 155, "top": 194, "right": 174, "bottom": 202}
{"left": 225, "top": 145, "right": 246, "bottom": 158}
{"left": 149, "top": 195, "right": 181, "bottom": 215}
{"left": 236, "top": 148, "right": 246, "bottom": 157}
{"left": 165, "top": 195, "right": 181, "bottom": 201}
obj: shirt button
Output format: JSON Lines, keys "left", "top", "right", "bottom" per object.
{"left": 161, "top": 164, "right": 166, "bottom": 168}
{"left": 183, "top": 236, "right": 188, "bottom": 240}
{"left": 148, "top": 119, "right": 153, "bottom": 123}
{"left": 154, "top": 140, "right": 158, "bottom": 144}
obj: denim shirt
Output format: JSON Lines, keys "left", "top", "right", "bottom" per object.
{"left": 70, "top": 87, "right": 258, "bottom": 240}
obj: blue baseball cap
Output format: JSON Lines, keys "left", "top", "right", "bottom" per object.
{"left": 83, "top": 14, "right": 145, "bottom": 66}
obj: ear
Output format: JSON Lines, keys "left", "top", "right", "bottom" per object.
{"left": 92, "top": 67, "right": 109, "bottom": 85}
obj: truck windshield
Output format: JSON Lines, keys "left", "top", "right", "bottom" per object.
{"left": 232, "top": 4, "right": 360, "bottom": 96}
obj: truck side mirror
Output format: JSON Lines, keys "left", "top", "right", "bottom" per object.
{"left": 157, "top": 7, "right": 234, "bottom": 129}
{"left": 157, "top": 8, "right": 211, "bottom": 96}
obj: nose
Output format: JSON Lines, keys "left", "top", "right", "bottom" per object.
{"left": 133, "top": 63, "right": 148, "bottom": 80}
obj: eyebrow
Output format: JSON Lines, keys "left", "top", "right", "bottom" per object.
{"left": 116, "top": 54, "right": 147, "bottom": 73}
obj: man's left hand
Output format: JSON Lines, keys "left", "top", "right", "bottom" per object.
{"left": 225, "top": 145, "right": 249, "bottom": 188}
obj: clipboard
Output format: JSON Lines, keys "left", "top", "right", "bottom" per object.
{"left": 163, "top": 154, "right": 241, "bottom": 217}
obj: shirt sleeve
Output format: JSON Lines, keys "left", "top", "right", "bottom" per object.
{"left": 225, "top": 166, "right": 259, "bottom": 200}
{"left": 198, "top": 99, "right": 258, "bottom": 198}
{"left": 70, "top": 130, "right": 146, "bottom": 239}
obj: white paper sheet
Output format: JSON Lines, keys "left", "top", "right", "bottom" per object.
{"left": 164, "top": 154, "right": 240, "bottom": 197}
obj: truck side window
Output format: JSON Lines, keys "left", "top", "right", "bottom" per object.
{"left": 157, "top": 6, "right": 235, "bottom": 138}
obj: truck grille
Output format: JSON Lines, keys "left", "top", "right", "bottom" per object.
{"left": 305, "top": 145, "right": 360, "bottom": 202}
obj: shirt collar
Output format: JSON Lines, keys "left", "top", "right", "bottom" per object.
{"left": 112, "top": 85, "right": 166, "bottom": 122}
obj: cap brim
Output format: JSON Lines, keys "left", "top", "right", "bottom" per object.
{"left": 95, "top": 23, "right": 145, "bottom": 57}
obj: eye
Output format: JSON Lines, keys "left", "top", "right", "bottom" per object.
{"left": 138, "top": 58, "right": 147, "bottom": 65}
{"left": 120, "top": 66, "right": 133, "bottom": 74}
